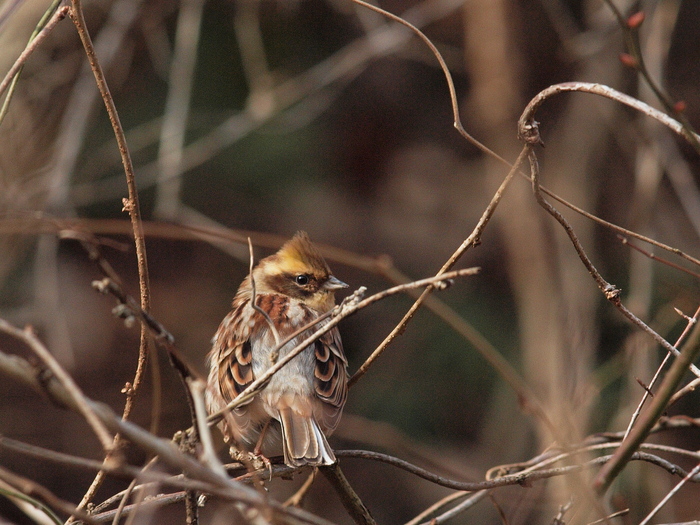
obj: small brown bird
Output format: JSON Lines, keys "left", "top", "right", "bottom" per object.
{"left": 206, "top": 231, "right": 349, "bottom": 467}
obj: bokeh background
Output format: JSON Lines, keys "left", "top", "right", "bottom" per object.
{"left": 1, "top": 0, "right": 700, "bottom": 523}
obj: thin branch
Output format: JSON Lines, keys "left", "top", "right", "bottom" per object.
{"left": 425, "top": 491, "right": 491, "bottom": 524}
{"left": 349, "top": 149, "right": 524, "bottom": 387}
{"left": 0, "top": 319, "right": 114, "bottom": 453}
{"left": 592, "top": 315, "right": 700, "bottom": 493}
{"left": 620, "top": 236, "right": 700, "bottom": 280}
{"left": 189, "top": 378, "right": 226, "bottom": 477}
{"left": 350, "top": 0, "right": 510, "bottom": 168}
{"left": 0, "top": 3, "right": 69, "bottom": 104}
{"left": 335, "top": 449, "right": 699, "bottom": 492}
{"left": 518, "top": 84, "right": 700, "bottom": 379}
{"left": 91, "top": 492, "right": 187, "bottom": 523}
{"left": 586, "top": 509, "right": 629, "bottom": 525}
{"left": 67, "top": 0, "right": 151, "bottom": 312}
{"left": 0, "top": 466, "right": 98, "bottom": 525}
{"left": 601, "top": 0, "right": 700, "bottom": 155}
{"left": 404, "top": 491, "right": 472, "bottom": 525}
{"left": 519, "top": 82, "right": 700, "bottom": 151}
{"left": 639, "top": 462, "right": 700, "bottom": 525}
{"left": 623, "top": 304, "right": 700, "bottom": 440}
{"left": 110, "top": 477, "right": 139, "bottom": 525}
{"left": 320, "top": 463, "right": 376, "bottom": 525}
{"left": 67, "top": 0, "right": 153, "bottom": 515}
{"left": 208, "top": 267, "right": 479, "bottom": 423}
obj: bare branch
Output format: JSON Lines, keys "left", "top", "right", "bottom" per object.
{"left": 0, "top": 5, "right": 69, "bottom": 100}
{"left": 0, "top": 319, "right": 114, "bottom": 453}
{"left": 319, "top": 464, "right": 376, "bottom": 525}
{"left": 208, "top": 267, "right": 479, "bottom": 424}
{"left": 66, "top": 0, "right": 153, "bottom": 515}
{"left": 592, "top": 317, "right": 700, "bottom": 493}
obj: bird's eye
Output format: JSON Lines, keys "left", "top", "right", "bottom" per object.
{"left": 295, "top": 274, "right": 309, "bottom": 286}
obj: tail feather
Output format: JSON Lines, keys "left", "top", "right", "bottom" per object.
{"left": 279, "top": 408, "right": 336, "bottom": 467}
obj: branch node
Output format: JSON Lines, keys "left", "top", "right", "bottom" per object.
{"left": 91, "top": 278, "right": 111, "bottom": 294}
{"left": 112, "top": 304, "right": 136, "bottom": 328}
{"left": 604, "top": 284, "right": 621, "bottom": 300}
{"left": 518, "top": 119, "right": 544, "bottom": 147}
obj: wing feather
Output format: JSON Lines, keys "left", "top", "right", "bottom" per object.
{"left": 313, "top": 326, "right": 348, "bottom": 433}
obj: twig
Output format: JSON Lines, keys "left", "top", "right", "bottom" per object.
{"left": 319, "top": 463, "right": 375, "bottom": 525}
{"left": 0, "top": 319, "right": 114, "bottom": 453}
{"left": 0, "top": 465, "right": 98, "bottom": 525}
{"left": 0, "top": 479, "right": 63, "bottom": 525}
{"left": 601, "top": 0, "right": 700, "bottom": 155}
{"left": 519, "top": 82, "right": 700, "bottom": 151}
{"left": 108, "top": 456, "right": 159, "bottom": 525}
{"left": 67, "top": 0, "right": 153, "bottom": 516}
{"left": 669, "top": 376, "right": 700, "bottom": 406}
{"left": 415, "top": 491, "right": 490, "bottom": 525}
{"left": 335, "top": 449, "right": 699, "bottom": 492}
{"left": 623, "top": 304, "right": 700, "bottom": 440}
{"left": 91, "top": 492, "right": 187, "bottom": 523}
{"left": 349, "top": 149, "right": 524, "bottom": 387}
{"left": 208, "top": 267, "right": 479, "bottom": 423}
{"left": 404, "top": 491, "right": 472, "bottom": 525}
{"left": 350, "top": 0, "right": 509, "bottom": 168}
{"left": 639, "top": 462, "right": 700, "bottom": 525}
{"left": 188, "top": 378, "right": 226, "bottom": 477}
{"left": 619, "top": 235, "right": 700, "bottom": 280}
{"left": 518, "top": 84, "right": 700, "bottom": 379}
{"left": 428, "top": 491, "right": 491, "bottom": 524}
{"left": 592, "top": 315, "right": 700, "bottom": 493}
{"left": 67, "top": 0, "right": 151, "bottom": 315}
{"left": 586, "top": 509, "right": 629, "bottom": 525}
{"left": 0, "top": 337, "right": 336, "bottom": 525}
{"left": 183, "top": 379, "right": 226, "bottom": 525}
{"left": 0, "top": 2, "right": 68, "bottom": 117}
{"left": 111, "top": 477, "right": 139, "bottom": 525}
{"left": 284, "top": 470, "right": 317, "bottom": 508}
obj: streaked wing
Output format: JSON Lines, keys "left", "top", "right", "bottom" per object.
{"left": 212, "top": 308, "right": 254, "bottom": 406}
{"left": 314, "top": 326, "right": 348, "bottom": 433}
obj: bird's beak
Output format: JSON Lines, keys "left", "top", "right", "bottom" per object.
{"left": 324, "top": 275, "right": 348, "bottom": 290}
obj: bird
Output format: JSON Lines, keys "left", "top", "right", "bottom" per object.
{"left": 206, "top": 231, "right": 349, "bottom": 467}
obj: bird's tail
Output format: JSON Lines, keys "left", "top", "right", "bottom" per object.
{"left": 279, "top": 407, "right": 336, "bottom": 467}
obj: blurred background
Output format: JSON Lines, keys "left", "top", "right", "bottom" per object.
{"left": 1, "top": 0, "right": 700, "bottom": 523}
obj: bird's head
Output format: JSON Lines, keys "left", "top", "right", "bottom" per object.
{"left": 253, "top": 231, "right": 347, "bottom": 312}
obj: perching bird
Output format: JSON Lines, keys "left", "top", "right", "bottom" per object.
{"left": 206, "top": 231, "right": 348, "bottom": 467}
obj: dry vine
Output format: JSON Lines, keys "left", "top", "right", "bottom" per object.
{"left": 0, "top": 1, "right": 699, "bottom": 524}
